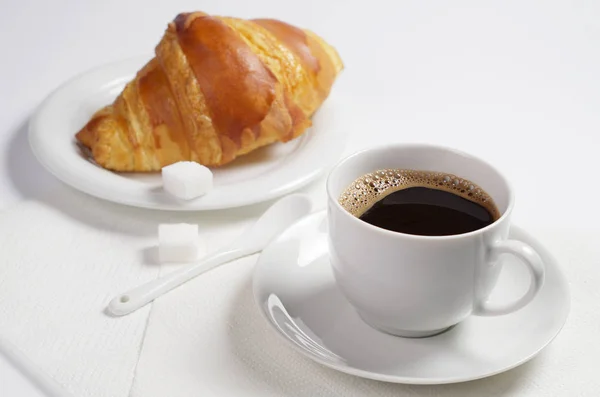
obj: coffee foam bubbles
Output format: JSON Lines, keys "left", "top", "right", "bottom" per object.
{"left": 338, "top": 169, "right": 500, "bottom": 219}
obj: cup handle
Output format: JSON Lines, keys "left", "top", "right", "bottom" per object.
{"left": 474, "top": 240, "right": 545, "bottom": 316}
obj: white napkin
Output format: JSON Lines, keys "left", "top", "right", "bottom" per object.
{"left": 0, "top": 182, "right": 584, "bottom": 397}
{"left": 0, "top": 181, "right": 323, "bottom": 397}
{"left": 0, "top": 197, "right": 159, "bottom": 397}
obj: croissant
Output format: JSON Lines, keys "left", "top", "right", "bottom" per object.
{"left": 75, "top": 12, "right": 343, "bottom": 172}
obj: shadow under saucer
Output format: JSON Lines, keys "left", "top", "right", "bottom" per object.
{"left": 226, "top": 275, "right": 541, "bottom": 396}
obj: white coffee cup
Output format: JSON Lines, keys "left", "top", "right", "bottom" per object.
{"left": 326, "top": 143, "right": 545, "bottom": 338}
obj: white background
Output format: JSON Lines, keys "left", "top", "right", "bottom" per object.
{"left": 1, "top": 0, "right": 599, "bottom": 396}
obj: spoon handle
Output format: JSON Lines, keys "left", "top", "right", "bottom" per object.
{"left": 108, "top": 247, "right": 252, "bottom": 316}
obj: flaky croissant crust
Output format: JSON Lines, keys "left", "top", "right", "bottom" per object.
{"left": 76, "top": 12, "right": 343, "bottom": 171}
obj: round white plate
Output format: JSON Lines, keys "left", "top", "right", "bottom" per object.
{"left": 253, "top": 211, "right": 570, "bottom": 384}
{"left": 28, "top": 56, "right": 346, "bottom": 211}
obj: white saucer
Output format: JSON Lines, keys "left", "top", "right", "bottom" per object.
{"left": 28, "top": 56, "right": 346, "bottom": 211}
{"left": 253, "top": 211, "right": 570, "bottom": 384}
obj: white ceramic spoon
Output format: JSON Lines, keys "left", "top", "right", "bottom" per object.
{"left": 108, "top": 194, "right": 312, "bottom": 316}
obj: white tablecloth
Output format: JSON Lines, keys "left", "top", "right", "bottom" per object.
{"left": 1, "top": 1, "right": 599, "bottom": 396}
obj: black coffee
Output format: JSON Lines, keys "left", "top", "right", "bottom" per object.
{"left": 338, "top": 169, "right": 500, "bottom": 236}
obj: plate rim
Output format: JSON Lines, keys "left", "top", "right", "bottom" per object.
{"left": 253, "top": 211, "right": 571, "bottom": 385}
{"left": 28, "top": 55, "right": 346, "bottom": 211}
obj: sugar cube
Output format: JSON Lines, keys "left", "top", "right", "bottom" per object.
{"left": 162, "top": 161, "right": 213, "bottom": 200}
{"left": 158, "top": 223, "right": 199, "bottom": 263}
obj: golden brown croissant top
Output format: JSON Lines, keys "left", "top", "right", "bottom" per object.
{"left": 76, "top": 12, "right": 343, "bottom": 171}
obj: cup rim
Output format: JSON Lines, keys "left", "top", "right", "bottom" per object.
{"left": 326, "top": 142, "right": 515, "bottom": 241}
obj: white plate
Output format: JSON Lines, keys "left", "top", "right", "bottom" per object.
{"left": 28, "top": 56, "right": 346, "bottom": 211}
{"left": 253, "top": 211, "right": 570, "bottom": 384}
